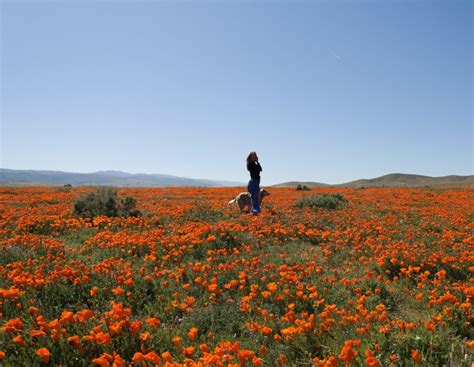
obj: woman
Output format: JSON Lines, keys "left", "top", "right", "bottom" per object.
{"left": 246, "top": 151, "right": 262, "bottom": 214}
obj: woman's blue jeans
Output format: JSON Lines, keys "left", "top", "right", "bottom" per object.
{"left": 247, "top": 178, "right": 261, "bottom": 213}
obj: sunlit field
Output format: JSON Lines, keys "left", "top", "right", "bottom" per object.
{"left": 0, "top": 186, "right": 472, "bottom": 366}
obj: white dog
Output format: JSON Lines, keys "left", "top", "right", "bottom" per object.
{"left": 228, "top": 189, "right": 270, "bottom": 213}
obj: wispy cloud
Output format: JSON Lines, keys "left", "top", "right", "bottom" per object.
{"left": 331, "top": 50, "right": 342, "bottom": 60}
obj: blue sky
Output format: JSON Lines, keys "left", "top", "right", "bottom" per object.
{"left": 1, "top": 0, "right": 472, "bottom": 185}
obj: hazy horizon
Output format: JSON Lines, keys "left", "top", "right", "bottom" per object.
{"left": 1, "top": 166, "right": 472, "bottom": 186}
{"left": 2, "top": 0, "right": 473, "bottom": 186}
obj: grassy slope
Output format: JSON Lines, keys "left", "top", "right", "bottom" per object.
{"left": 273, "top": 173, "right": 474, "bottom": 188}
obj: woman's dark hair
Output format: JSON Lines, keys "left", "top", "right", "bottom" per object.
{"left": 246, "top": 151, "right": 256, "bottom": 165}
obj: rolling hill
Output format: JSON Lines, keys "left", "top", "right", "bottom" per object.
{"left": 271, "top": 181, "right": 329, "bottom": 188}
{"left": 273, "top": 173, "right": 474, "bottom": 188}
{"left": 339, "top": 173, "right": 474, "bottom": 187}
{"left": 0, "top": 169, "right": 244, "bottom": 187}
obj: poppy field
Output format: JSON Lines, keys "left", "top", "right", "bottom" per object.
{"left": 0, "top": 186, "right": 472, "bottom": 366}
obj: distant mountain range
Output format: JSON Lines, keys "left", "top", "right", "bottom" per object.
{"left": 271, "top": 181, "right": 329, "bottom": 188}
{"left": 272, "top": 173, "right": 474, "bottom": 188}
{"left": 0, "top": 169, "right": 244, "bottom": 187}
{"left": 1, "top": 169, "right": 472, "bottom": 188}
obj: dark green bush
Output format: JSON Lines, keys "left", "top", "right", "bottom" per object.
{"left": 73, "top": 187, "right": 137, "bottom": 218}
{"left": 296, "top": 193, "right": 347, "bottom": 210}
{"left": 296, "top": 184, "right": 311, "bottom": 191}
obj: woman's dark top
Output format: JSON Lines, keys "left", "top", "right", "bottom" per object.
{"left": 247, "top": 161, "right": 262, "bottom": 180}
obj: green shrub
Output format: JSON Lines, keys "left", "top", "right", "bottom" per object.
{"left": 296, "top": 193, "right": 347, "bottom": 210}
{"left": 296, "top": 184, "right": 311, "bottom": 191}
{"left": 73, "top": 187, "right": 137, "bottom": 218}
